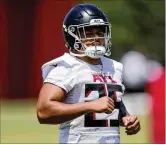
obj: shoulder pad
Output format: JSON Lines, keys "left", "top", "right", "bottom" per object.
{"left": 41, "top": 53, "right": 80, "bottom": 79}
{"left": 102, "top": 56, "right": 123, "bottom": 72}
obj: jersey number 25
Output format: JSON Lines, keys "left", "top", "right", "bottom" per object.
{"left": 84, "top": 83, "right": 123, "bottom": 127}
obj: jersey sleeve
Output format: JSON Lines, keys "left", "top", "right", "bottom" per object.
{"left": 113, "top": 62, "right": 125, "bottom": 93}
{"left": 43, "top": 64, "right": 75, "bottom": 93}
{"left": 114, "top": 62, "right": 123, "bottom": 83}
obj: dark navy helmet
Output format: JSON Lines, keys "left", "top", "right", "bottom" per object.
{"left": 63, "top": 4, "right": 112, "bottom": 58}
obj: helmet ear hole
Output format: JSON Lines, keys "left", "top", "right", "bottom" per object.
{"left": 74, "top": 43, "right": 82, "bottom": 50}
{"left": 74, "top": 43, "right": 79, "bottom": 49}
{"left": 69, "top": 26, "right": 76, "bottom": 33}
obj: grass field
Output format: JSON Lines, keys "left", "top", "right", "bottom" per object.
{"left": 1, "top": 99, "right": 151, "bottom": 143}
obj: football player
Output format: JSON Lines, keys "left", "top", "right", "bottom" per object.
{"left": 37, "top": 4, "right": 140, "bottom": 143}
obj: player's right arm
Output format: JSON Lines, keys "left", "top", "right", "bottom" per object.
{"left": 37, "top": 83, "right": 115, "bottom": 124}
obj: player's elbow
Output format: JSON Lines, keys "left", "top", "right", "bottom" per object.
{"left": 36, "top": 102, "right": 60, "bottom": 124}
{"left": 37, "top": 109, "right": 49, "bottom": 124}
{"left": 37, "top": 111, "right": 59, "bottom": 125}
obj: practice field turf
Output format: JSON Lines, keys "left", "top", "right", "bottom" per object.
{"left": 1, "top": 100, "right": 151, "bottom": 143}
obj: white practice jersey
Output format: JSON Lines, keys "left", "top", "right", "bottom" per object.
{"left": 42, "top": 53, "right": 125, "bottom": 143}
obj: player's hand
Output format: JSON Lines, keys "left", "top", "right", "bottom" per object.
{"left": 89, "top": 96, "right": 115, "bottom": 113}
{"left": 122, "top": 115, "right": 141, "bottom": 135}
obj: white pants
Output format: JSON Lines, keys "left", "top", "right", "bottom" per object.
{"left": 59, "top": 132, "right": 120, "bottom": 143}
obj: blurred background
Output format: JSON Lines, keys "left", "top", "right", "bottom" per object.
{"left": 0, "top": 0, "right": 165, "bottom": 143}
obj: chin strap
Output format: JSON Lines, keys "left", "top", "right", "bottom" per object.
{"left": 69, "top": 44, "right": 106, "bottom": 59}
{"left": 69, "top": 50, "right": 86, "bottom": 57}
{"left": 84, "top": 45, "right": 106, "bottom": 59}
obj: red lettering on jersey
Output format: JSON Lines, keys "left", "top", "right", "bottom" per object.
{"left": 92, "top": 74, "right": 103, "bottom": 82}
{"left": 101, "top": 75, "right": 107, "bottom": 83}
{"left": 92, "top": 74, "right": 117, "bottom": 83}
{"left": 108, "top": 76, "right": 117, "bottom": 83}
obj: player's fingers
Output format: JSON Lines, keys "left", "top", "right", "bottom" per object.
{"left": 108, "top": 97, "right": 114, "bottom": 103}
{"left": 108, "top": 100, "right": 115, "bottom": 107}
{"left": 125, "top": 125, "right": 141, "bottom": 135}
{"left": 126, "top": 123, "right": 140, "bottom": 133}
{"left": 124, "top": 121, "right": 132, "bottom": 128}
{"left": 105, "top": 104, "right": 114, "bottom": 113}
{"left": 126, "top": 119, "right": 140, "bottom": 130}
{"left": 127, "top": 116, "right": 137, "bottom": 126}
{"left": 108, "top": 98, "right": 115, "bottom": 106}
{"left": 108, "top": 103, "right": 114, "bottom": 111}
{"left": 134, "top": 125, "right": 141, "bottom": 133}
{"left": 133, "top": 123, "right": 141, "bottom": 132}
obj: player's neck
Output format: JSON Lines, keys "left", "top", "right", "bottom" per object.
{"left": 78, "top": 56, "right": 101, "bottom": 65}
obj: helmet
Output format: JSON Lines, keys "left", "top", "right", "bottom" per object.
{"left": 63, "top": 4, "right": 112, "bottom": 59}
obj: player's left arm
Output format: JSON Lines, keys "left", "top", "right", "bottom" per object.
{"left": 119, "top": 100, "right": 130, "bottom": 126}
{"left": 119, "top": 101, "right": 141, "bottom": 135}
{"left": 116, "top": 62, "right": 140, "bottom": 134}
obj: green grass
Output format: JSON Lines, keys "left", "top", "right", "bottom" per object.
{"left": 1, "top": 100, "right": 150, "bottom": 143}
